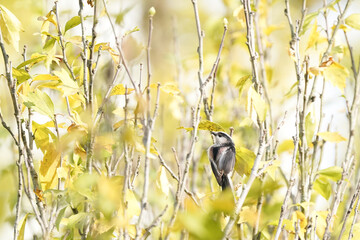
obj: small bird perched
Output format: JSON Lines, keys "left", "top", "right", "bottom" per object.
{"left": 208, "top": 131, "right": 236, "bottom": 191}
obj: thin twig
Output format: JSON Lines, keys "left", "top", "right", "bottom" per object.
{"left": 155, "top": 146, "right": 200, "bottom": 206}
{"left": 141, "top": 205, "right": 169, "bottom": 240}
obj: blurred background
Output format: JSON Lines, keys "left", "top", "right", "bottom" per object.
{"left": 1, "top": 0, "right": 360, "bottom": 238}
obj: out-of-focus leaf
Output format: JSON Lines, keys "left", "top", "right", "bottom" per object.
{"left": 177, "top": 126, "right": 193, "bottom": 132}
{"left": 55, "top": 207, "right": 67, "bottom": 230}
{"left": 65, "top": 212, "right": 87, "bottom": 229}
{"left": 22, "top": 89, "right": 55, "bottom": 120}
{"left": 156, "top": 166, "right": 170, "bottom": 196}
{"left": 315, "top": 211, "right": 328, "bottom": 239}
{"left": 264, "top": 24, "right": 284, "bottom": 36}
{"left": 198, "top": 120, "right": 225, "bottom": 132}
{"left": 323, "top": 62, "right": 349, "bottom": 91}
{"left": 317, "top": 166, "right": 343, "bottom": 182}
{"left": 260, "top": 160, "right": 281, "bottom": 181}
{"left": 277, "top": 139, "right": 294, "bottom": 155}
{"left": 345, "top": 13, "right": 360, "bottom": 30}
{"left": 305, "top": 112, "right": 316, "bottom": 146}
{"left": 17, "top": 213, "right": 29, "bottom": 240}
{"left": 0, "top": 4, "right": 23, "bottom": 51}
{"left": 150, "top": 83, "right": 180, "bottom": 95}
{"left": 160, "top": 83, "right": 180, "bottom": 95}
{"left": 314, "top": 176, "right": 331, "bottom": 200}
{"left": 73, "top": 173, "right": 99, "bottom": 200}
{"left": 317, "top": 131, "right": 347, "bottom": 142}
{"left": 65, "top": 16, "right": 81, "bottom": 33}
{"left": 301, "top": 11, "right": 319, "bottom": 36}
{"left": 110, "top": 84, "right": 134, "bottom": 96}
{"left": 235, "top": 147, "right": 255, "bottom": 176}
{"left": 309, "top": 66, "right": 325, "bottom": 76}
{"left": 238, "top": 205, "right": 257, "bottom": 226}
{"left": 248, "top": 87, "right": 268, "bottom": 122}
{"left": 115, "top": 6, "right": 133, "bottom": 25}
{"left": 306, "top": 19, "right": 319, "bottom": 50}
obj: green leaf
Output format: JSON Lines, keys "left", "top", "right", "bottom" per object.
{"left": 17, "top": 55, "right": 47, "bottom": 69}
{"left": 317, "top": 166, "right": 343, "bottom": 182}
{"left": 317, "top": 131, "right": 347, "bottom": 142}
{"left": 55, "top": 207, "right": 67, "bottom": 230}
{"left": 235, "top": 147, "right": 255, "bottom": 176}
{"left": 22, "top": 89, "right": 55, "bottom": 120}
{"left": 236, "top": 75, "right": 252, "bottom": 97}
{"left": 17, "top": 213, "right": 29, "bottom": 240}
{"left": 65, "top": 16, "right": 81, "bottom": 33}
{"left": 345, "top": 14, "right": 360, "bottom": 30}
{"left": 314, "top": 176, "right": 331, "bottom": 200}
{"left": 73, "top": 173, "right": 99, "bottom": 200}
{"left": 43, "top": 37, "right": 56, "bottom": 52}
{"left": 115, "top": 6, "right": 133, "bottom": 25}
{"left": 301, "top": 12, "right": 319, "bottom": 36}
{"left": 12, "top": 68, "right": 31, "bottom": 84}
{"left": 66, "top": 212, "right": 87, "bottom": 229}
{"left": 0, "top": 4, "right": 23, "bottom": 51}
{"left": 323, "top": 62, "right": 349, "bottom": 91}
{"left": 198, "top": 120, "right": 225, "bottom": 132}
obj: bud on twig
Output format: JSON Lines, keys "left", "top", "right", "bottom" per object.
{"left": 149, "top": 7, "right": 156, "bottom": 17}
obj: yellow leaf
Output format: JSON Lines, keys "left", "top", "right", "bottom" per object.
{"left": 33, "top": 74, "right": 60, "bottom": 81}
{"left": 110, "top": 84, "right": 134, "bottom": 96}
{"left": 238, "top": 205, "right": 257, "bottom": 226}
{"left": 323, "top": 62, "right": 349, "bottom": 91}
{"left": 57, "top": 167, "right": 68, "bottom": 179}
{"left": 160, "top": 83, "right": 180, "bottom": 95}
{"left": 306, "top": 20, "right": 319, "bottom": 50}
{"left": 264, "top": 24, "right": 284, "bottom": 36}
{"left": 345, "top": 13, "right": 360, "bottom": 30}
{"left": 294, "top": 211, "right": 307, "bottom": 229}
{"left": 53, "top": 68, "right": 80, "bottom": 96}
{"left": 248, "top": 87, "right": 268, "bottom": 122}
{"left": 317, "top": 131, "right": 347, "bottom": 142}
{"left": 198, "top": 120, "right": 225, "bottom": 132}
{"left": 156, "top": 166, "right": 170, "bottom": 196}
{"left": 315, "top": 211, "right": 328, "bottom": 238}
{"left": 235, "top": 147, "right": 255, "bottom": 176}
{"left": 39, "top": 143, "right": 61, "bottom": 190}
{"left": 277, "top": 139, "right": 294, "bottom": 154}
{"left": 309, "top": 66, "right": 325, "bottom": 76}
{"left": 17, "top": 213, "right": 29, "bottom": 240}
{"left": 260, "top": 160, "right": 281, "bottom": 181}
{"left": 0, "top": 4, "right": 23, "bottom": 52}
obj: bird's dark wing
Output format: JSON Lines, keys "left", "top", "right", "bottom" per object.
{"left": 208, "top": 146, "right": 222, "bottom": 186}
{"left": 218, "top": 146, "right": 235, "bottom": 175}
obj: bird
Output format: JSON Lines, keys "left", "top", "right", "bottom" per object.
{"left": 207, "top": 131, "right": 236, "bottom": 191}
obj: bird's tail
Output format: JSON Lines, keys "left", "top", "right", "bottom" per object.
{"left": 221, "top": 175, "right": 231, "bottom": 191}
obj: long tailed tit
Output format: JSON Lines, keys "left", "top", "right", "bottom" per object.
{"left": 208, "top": 131, "right": 236, "bottom": 191}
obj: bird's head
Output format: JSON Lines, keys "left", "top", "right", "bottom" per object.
{"left": 210, "top": 131, "right": 234, "bottom": 145}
